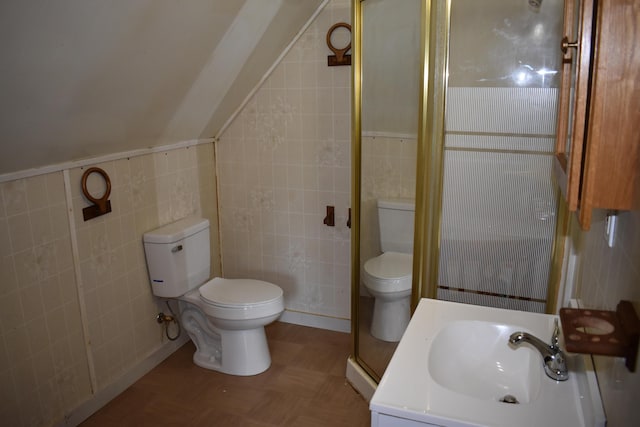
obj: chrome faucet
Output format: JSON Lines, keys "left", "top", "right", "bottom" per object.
{"left": 509, "top": 319, "right": 569, "bottom": 381}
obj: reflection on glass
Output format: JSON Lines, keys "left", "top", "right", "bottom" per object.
{"left": 448, "top": 0, "right": 561, "bottom": 88}
{"left": 358, "top": 0, "right": 421, "bottom": 380}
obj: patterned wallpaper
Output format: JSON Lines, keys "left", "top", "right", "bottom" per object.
{"left": 0, "top": 172, "right": 90, "bottom": 425}
{"left": 0, "top": 143, "right": 219, "bottom": 426}
{"left": 217, "top": 0, "right": 352, "bottom": 319}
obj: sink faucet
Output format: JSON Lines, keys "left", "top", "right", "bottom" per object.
{"left": 509, "top": 319, "right": 569, "bottom": 381}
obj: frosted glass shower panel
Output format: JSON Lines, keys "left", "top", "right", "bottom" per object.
{"left": 437, "top": 151, "right": 556, "bottom": 313}
{"left": 436, "top": 0, "right": 563, "bottom": 312}
{"left": 437, "top": 90, "right": 559, "bottom": 311}
{"left": 445, "top": 87, "right": 558, "bottom": 148}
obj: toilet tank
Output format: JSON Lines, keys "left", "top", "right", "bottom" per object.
{"left": 143, "top": 217, "right": 211, "bottom": 298}
{"left": 378, "top": 198, "right": 415, "bottom": 254}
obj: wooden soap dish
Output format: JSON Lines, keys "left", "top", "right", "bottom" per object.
{"left": 559, "top": 301, "right": 639, "bottom": 372}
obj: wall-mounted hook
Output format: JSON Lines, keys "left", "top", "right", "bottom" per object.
{"left": 347, "top": 207, "right": 351, "bottom": 228}
{"left": 323, "top": 206, "right": 335, "bottom": 227}
{"left": 81, "top": 167, "right": 112, "bottom": 221}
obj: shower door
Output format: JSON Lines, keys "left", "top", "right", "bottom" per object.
{"left": 434, "top": 0, "right": 565, "bottom": 312}
{"left": 354, "top": 0, "right": 422, "bottom": 381}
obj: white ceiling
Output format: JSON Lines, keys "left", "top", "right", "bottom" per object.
{"left": 0, "top": 0, "right": 325, "bottom": 175}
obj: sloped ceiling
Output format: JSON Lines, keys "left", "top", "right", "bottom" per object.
{"left": 0, "top": 0, "right": 325, "bottom": 176}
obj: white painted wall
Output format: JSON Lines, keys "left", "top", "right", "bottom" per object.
{"left": 0, "top": 0, "right": 324, "bottom": 176}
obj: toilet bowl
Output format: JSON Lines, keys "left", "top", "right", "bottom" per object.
{"left": 363, "top": 251, "right": 412, "bottom": 342}
{"left": 179, "top": 277, "right": 283, "bottom": 375}
{"left": 143, "top": 217, "right": 284, "bottom": 376}
{"left": 363, "top": 198, "right": 415, "bottom": 342}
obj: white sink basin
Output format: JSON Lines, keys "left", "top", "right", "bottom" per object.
{"left": 370, "top": 298, "right": 606, "bottom": 427}
{"left": 428, "top": 320, "right": 541, "bottom": 403}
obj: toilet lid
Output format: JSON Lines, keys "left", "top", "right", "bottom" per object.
{"left": 199, "top": 277, "right": 283, "bottom": 308}
{"left": 363, "top": 252, "right": 412, "bottom": 292}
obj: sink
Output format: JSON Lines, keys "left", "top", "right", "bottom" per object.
{"left": 370, "top": 298, "right": 606, "bottom": 427}
{"left": 428, "top": 320, "right": 541, "bottom": 403}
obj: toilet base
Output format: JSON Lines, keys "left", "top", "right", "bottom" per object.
{"left": 179, "top": 302, "right": 274, "bottom": 376}
{"left": 193, "top": 327, "right": 271, "bottom": 376}
{"left": 371, "top": 296, "right": 411, "bottom": 342}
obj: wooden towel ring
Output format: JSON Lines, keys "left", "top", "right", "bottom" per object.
{"left": 81, "top": 167, "right": 112, "bottom": 220}
{"left": 326, "top": 22, "right": 351, "bottom": 66}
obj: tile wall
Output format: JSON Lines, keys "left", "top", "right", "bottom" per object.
{"left": 572, "top": 209, "right": 640, "bottom": 426}
{"left": 0, "top": 171, "right": 90, "bottom": 425}
{"left": 217, "top": 0, "right": 352, "bottom": 319}
{"left": 0, "top": 143, "right": 219, "bottom": 426}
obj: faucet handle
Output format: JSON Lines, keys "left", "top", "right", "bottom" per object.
{"left": 551, "top": 318, "right": 560, "bottom": 348}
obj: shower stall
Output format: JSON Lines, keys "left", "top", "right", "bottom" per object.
{"left": 351, "top": 0, "right": 566, "bottom": 384}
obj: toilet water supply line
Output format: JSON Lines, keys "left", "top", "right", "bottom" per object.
{"left": 157, "top": 301, "right": 181, "bottom": 341}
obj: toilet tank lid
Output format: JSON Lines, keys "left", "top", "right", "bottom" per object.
{"left": 143, "top": 217, "right": 209, "bottom": 244}
{"left": 377, "top": 198, "right": 415, "bottom": 210}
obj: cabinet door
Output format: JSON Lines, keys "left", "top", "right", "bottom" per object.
{"left": 555, "top": 0, "right": 640, "bottom": 230}
{"left": 554, "top": 0, "right": 594, "bottom": 213}
{"left": 579, "top": 0, "right": 640, "bottom": 227}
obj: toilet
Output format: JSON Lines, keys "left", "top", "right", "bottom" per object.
{"left": 143, "top": 217, "right": 284, "bottom": 376}
{"left": 363, "top": 198, "right": 414, "bottom": 342}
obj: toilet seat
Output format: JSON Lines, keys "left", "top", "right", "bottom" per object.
{"left": 199, "top": 277, "right": 284, "bottom": 320}
{"left": 363, "top": 252, "right": 412, "bottom": 293}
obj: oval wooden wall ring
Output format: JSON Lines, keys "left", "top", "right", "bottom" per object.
{"left": 81, "top": 167, "right": 111, "bottom": 213}
{"left": 326, "top": 22, "right": 352, "bottom": 66}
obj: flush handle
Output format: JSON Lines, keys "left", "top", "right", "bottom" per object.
{"left": 171, "top": 245, "right": 183, "bottom": 253}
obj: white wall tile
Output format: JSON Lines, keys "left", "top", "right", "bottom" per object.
{"left": 1, "top": 179, "right": 28, "bottom": 216}
{"left": 0, "top": 256, "right": 15, "bottom": 296}
{"left": 8, "top": 214, "right": 32, "bottom": 254}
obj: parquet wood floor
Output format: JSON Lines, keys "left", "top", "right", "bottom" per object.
{"left": 80, "top": 322, "right": 371, "bottom": 427}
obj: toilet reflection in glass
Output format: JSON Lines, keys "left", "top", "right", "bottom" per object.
{"left": 362, "top": 198, "right": 415, "bottom": 342}
{"left": 143, "top": 217, "right": 284, "bottom": 376}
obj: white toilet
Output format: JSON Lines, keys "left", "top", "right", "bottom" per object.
{"left": 363, "top": 198, "right": 414, "bottom": 342}
{"left": 143, "top": 217, "right": 284, "bottom": 376}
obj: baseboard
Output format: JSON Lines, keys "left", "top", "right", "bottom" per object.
{"left": 346, "top": 356, "right": 377, "bottom": 402}
{"left": 278, "top": 309, "right": 351, "bottom": 333}
{"left": 58, "top": 335, "right": 189, "bottom": 427}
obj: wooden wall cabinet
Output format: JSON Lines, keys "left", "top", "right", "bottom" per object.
{"left": 554, "top": 0, "right": 640, "bottom": 230}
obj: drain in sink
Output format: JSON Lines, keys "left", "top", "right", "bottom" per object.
{"left": 499, "top": 395, "right": 519, "bottom": 404}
